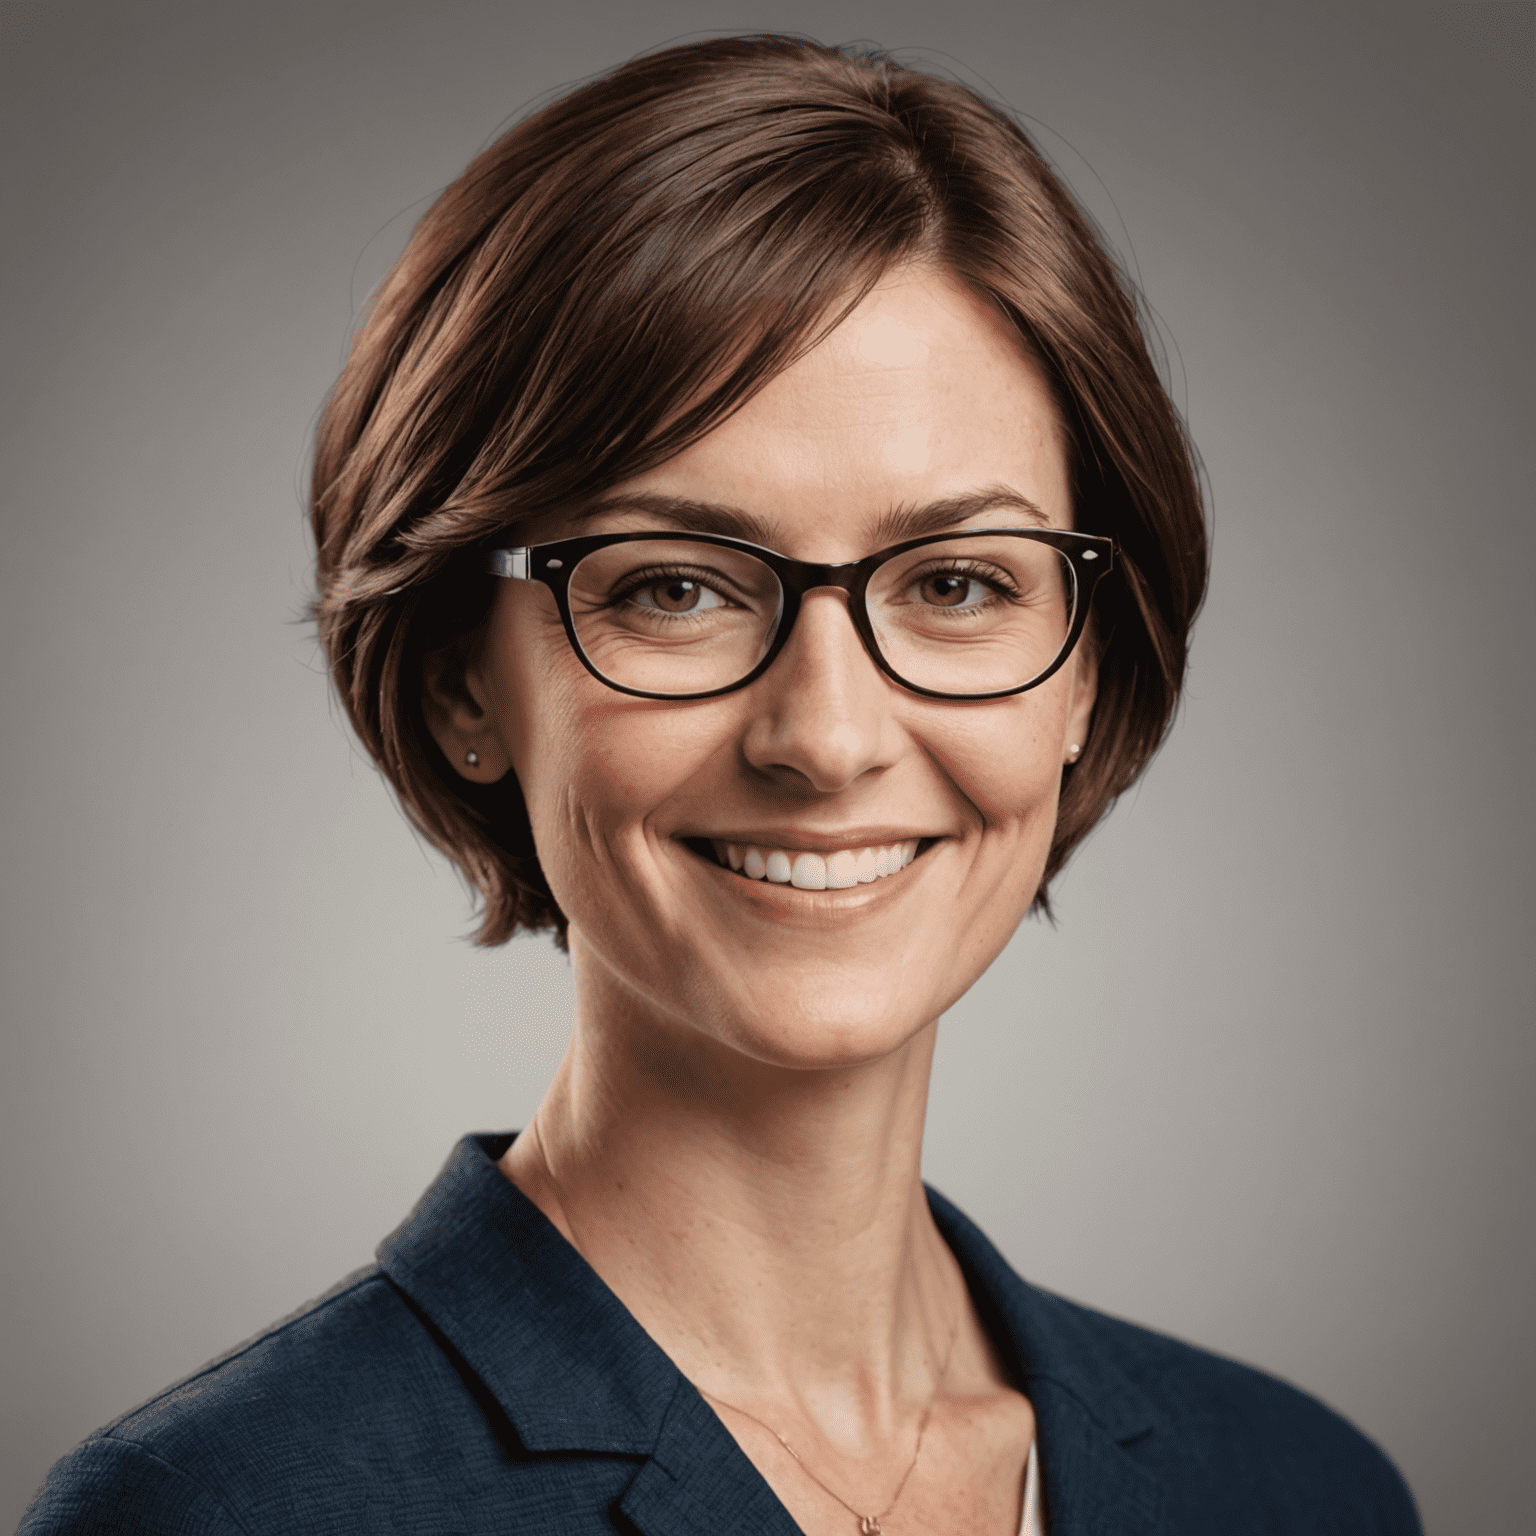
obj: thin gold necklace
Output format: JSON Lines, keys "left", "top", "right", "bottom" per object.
{"left": 702, "top": 1312, "right": 961, "bottom": 1535}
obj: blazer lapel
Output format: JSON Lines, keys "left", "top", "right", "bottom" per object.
{"left": 927, "top": 1188, "right": 1169, "bottom": 1536}
{"left": 620, "top": 1378, "right": 805, "bottom": 1536}
{"left": 1029, "top": 1379, "right": 1164, "bottom": 1536}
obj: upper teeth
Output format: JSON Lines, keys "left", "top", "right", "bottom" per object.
{"left": 710, "top": 840, "right": 920, "bottom": 890}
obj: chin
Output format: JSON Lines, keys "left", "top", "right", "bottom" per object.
{"left": 676, "top": 958, "right": 961, "bottom": 1073}
{"left": 564, "top": 862, "right": 1029, "bottom": 1072}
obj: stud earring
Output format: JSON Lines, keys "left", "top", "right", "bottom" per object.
{"left": 465, "top": 751, "right": 480, "bottom": 768}
{"left": 1066, "top": 743, "right": 1082, "bottom": 761}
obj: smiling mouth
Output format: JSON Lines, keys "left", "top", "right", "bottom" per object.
{"left": 687, "top": 837, "right": 927, "bottom": 891}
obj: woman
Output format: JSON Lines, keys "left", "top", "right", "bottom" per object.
{"left": 22, "top": 35, "right": 1420, "bottom": 1535}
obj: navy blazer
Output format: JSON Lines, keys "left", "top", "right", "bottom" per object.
{"left": 22, "top": 1134, "right": 1420, "bottom": 1534}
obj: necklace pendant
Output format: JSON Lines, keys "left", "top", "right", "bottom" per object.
{"left": 860, "top": 1520, "right": 882, "bottom": 1535}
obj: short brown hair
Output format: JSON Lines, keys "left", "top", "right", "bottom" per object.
{"left": 311, "top": 34, "right": 1207, "bottom": 947}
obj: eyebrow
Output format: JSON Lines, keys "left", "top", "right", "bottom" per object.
{"left": 565, "top": 483, "right": 1050, "bottom": 550}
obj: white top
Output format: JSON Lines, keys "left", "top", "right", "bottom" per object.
{"left": 1019, "top": 1438, "right": 1045, "bottom": 1536}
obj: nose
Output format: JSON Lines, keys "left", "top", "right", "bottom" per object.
{"left": 740, "top": 588, "right": 901, "bottom": 793}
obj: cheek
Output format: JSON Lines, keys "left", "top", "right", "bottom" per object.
{"left": 939, "top": 696, "right": 1070, "bottom": 953}
{"left": 500, "top": 641, "right": 731, "bottom": 905}
{"left": 937, "top": 690, "right": 1070, "bottom": 838}
{"left": 935, "top": 702, "right": 1069, "bottom": 980}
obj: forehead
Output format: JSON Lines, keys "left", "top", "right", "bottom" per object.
{"left": 574, "top": 269, "right": 1073, "bottom": 558}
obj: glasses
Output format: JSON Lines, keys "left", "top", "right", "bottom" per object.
{"left": 486, "top": 527, "right": 1113, "bottom": 701}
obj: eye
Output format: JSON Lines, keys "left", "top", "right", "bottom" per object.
{"left": 627, "top": 575, "right": 729, "bottom": 614}
{"left": 914, "top": 572, "right": 992, "bottom": 609}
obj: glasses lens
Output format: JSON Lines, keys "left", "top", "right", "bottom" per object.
{"left": 567, "top": 539, "right": 783, "bottom": 696}
{"left": 865, "top": 535, "right": 1077, "bottom": 696}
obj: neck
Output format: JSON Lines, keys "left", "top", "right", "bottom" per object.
{"left": 500, "top": 929, "right": 968, "bottom": 1424}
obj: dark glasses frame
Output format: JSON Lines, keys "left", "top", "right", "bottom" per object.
{"left": 486, "top": 527, "right": 1114, "bottom": 701}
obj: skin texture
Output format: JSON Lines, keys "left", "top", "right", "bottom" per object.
{"left": 423, "top": 267, "right": 1095, "bottom": 1533}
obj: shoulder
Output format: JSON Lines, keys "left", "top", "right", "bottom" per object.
{"left": 1031, "top": 1286, "right": 1421, "bottom": 1533}
{"left": 20, "top": 1265, "right": 488, "bottom": 1534}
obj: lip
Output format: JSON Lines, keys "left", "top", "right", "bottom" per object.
{"left": 677, "top": 827, "right": 944, "bottom": 854}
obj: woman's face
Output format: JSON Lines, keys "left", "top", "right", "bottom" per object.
{"left": 449, "top": 268, "right": 1096, "bottom": 1069}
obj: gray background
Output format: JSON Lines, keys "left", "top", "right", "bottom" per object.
{"left": 2, "top": 1, "right": 1530, "bottom": 1529}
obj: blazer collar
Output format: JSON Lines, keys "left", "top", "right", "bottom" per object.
{"left": 378, "top": 1133, "right": 804, "bottom": 1534}
{"left": 377, "top": 1131, "right": 673, "bottom": 1456}
{"left": 380, "top": 1135, "right": 1164, "bottom": 1534}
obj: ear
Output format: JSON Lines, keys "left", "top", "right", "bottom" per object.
{"left": 421, "top": 632, "right": 512, "bottom": 783}
{"left": 1062, "top": 640, "right": 1099, "bottom": 768}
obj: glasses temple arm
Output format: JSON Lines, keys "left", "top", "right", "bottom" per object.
{"left": 487, "top": 548, "right": 531, "bottom": 580}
